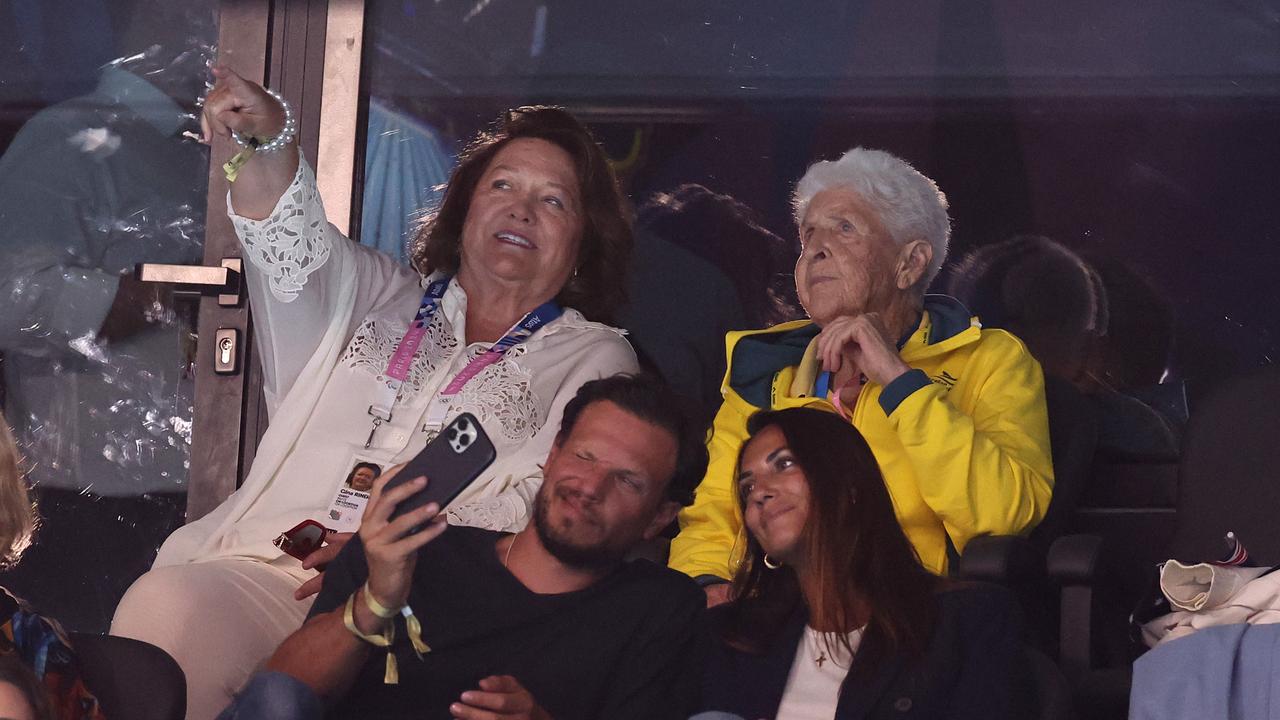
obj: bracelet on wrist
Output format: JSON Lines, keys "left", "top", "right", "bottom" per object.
{"left": 343, "top": 591, "right": 401, "bottom": 684}
{"left": 361, "top": 582, "right": 432, "bottom": 659}
{"left": 231, "top": 88, "right": 297, "bottom": 154}
{"left": 361, "top": 581, "right": 401, "bottom": 619}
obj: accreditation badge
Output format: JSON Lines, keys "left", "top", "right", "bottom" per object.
{"left": 325, "top": 455, "right": 385, "bottom": 532}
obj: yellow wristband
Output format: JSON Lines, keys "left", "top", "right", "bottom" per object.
{"left": 343, "top": 592, "right": 401, "bottom": 684}
{"left": 360, "top": 583, "right": 430, "bottom": 657}
{"left": 342, "top": 592, "right": 392, "bottom": 646}
{"left": 361, "top": 582, "right": 401, "bottom": 619}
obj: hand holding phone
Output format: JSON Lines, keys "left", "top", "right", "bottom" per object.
{"left": 357, "top": 470, "right": 449, "bottom": 613}
{"left": 383, "top": 413, "right": 496, "bottom": 529}
{"left": 356, "top": 414, "right": 496, "bottom": 612}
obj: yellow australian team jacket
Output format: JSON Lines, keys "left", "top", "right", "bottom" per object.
{"left": 668, "top": 295, "right": 1055, "bottom": 580}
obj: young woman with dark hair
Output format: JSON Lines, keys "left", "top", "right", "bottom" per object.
{"left": 698, "top": 407, "right": 1026, "bottom": 720}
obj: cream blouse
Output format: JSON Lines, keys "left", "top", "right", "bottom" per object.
{"left": 154, "top": 156, "right": 637, "bottom": 571}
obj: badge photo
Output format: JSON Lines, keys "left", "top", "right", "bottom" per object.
{"left": 326, "top": 456, "right": 385, "bottom": 531}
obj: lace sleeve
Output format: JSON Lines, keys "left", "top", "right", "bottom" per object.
{"left": 226, "top": 155, "right": 377, "bottom": 410}
{"left": 227, "top": 155, "right": 422, "bottom": 412}
{"left": 230, "top": 157, "right": 332, "bottom": 304}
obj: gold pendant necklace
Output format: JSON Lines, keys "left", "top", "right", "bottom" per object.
{"left": 809, "top": 628, "right": 829, "bottom": 668}
{"left": 503, "top": 531, "right": 518, "bottom": 567}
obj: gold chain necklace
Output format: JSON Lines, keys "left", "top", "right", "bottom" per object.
{"left": 503, "top": 531, "right": 518, "bottom": 568}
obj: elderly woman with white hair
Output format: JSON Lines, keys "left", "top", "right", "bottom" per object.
{"left": 669, "top": 148, "right": 1055, "bottom": 604}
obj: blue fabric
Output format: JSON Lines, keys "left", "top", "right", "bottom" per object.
{"left": 216, "top": 672, "right": 324, "bottom": 720}
{"left": 1130, "top": 623, "right": 1280, "bottom": 720}
{"left": 359, "top": 101, "right": 455, "bottom": 264}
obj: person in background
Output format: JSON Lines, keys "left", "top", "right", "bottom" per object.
{"left": 619, "top": 184, "right": 796, "bottom": 425}
{"left": 0, "top": 412, "right": 104, "bottom": 720}
{"left": 699, "top": 408, "right": 1025, "bottom": 720}
{"left": 112, "top": 68, "right": 638, "bottom": 719}
{"left": 669, "top": 147, "right": 1054, "bottom": 603}
{"left": 0, "top": 0, "right": 212, "bottom": 633}
{"left": 945, "top": 235, "right": 1178, "bottom": 458}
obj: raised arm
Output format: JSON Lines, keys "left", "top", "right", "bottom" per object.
{"left": 267, "top": 465, "right": 448, "bottom": 699}
{"left": 203, "top": 66, "right": 418, "bottom": 411}
{"left": 201, "top": 65, "right": 298, "bottom": 220}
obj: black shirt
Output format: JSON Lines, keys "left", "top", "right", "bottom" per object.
{"left": 311, "top": 526, "right": 705, "bottom": 719}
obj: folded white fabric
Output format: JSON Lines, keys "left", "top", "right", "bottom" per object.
{"left": 1160, "top": 560, "right": 1270, "bottom": 612}
{"left": 1143, "top": 565, "right": 1280, "bottom": 647}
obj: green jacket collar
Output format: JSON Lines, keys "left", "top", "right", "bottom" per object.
{"left": 727, "top": 294, "right": 979, "bottom": 408}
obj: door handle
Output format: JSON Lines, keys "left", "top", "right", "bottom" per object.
{"left": 135, "top": 257, "right": 243, "bottom": 307}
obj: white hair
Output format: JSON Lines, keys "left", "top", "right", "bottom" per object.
{"left": 792, "top": 147, "right": 951, "bottom": 287}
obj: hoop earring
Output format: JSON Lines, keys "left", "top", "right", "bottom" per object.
{"left": 763, "top": 554, "right": 782, "bottom": 570}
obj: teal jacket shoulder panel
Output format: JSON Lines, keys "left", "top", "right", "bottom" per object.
{"left": 727, "top": 322, "right": 819, "bottom": 408}
{"left": 726, "top": 294, "right": 977, "bottom": 408}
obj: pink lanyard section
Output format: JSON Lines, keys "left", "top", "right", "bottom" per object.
{"left": 365, "top": 277, "right": 561, "bottom": 447}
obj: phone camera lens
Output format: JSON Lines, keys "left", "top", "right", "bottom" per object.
{"left": 459, "top": 435, "right": 471, "bottom": 446}
{"left": 446, "top": 428, "right": 458, "bottom": 441}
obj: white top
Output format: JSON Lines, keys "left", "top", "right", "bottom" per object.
{"left": 154, "top": 155, "right": 637, "bottom": 572}
{"left": 775, "top": 626, "right": 864, "bottom": 720}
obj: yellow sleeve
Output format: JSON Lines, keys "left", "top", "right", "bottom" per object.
{"left": 887, "top": 332, "right": 1055, "bottom": 554}
{"left": 668, "top": 397, "right": 752, "bottom": 582}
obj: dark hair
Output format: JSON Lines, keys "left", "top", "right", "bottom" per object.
{"left": 1080, "top": 251, "right": 1174, "bottom": 389}
{"left": 945, "top": 235, "right": 1108, "bottom": 383}
{"left": 556, "top": 374, "right": 708, "bottom": 506}
{"left": 722, "top": 407, "right": 938, "bottom": 671}
{"left": 0, "top": 653, "right": 54, "bottom": 720}
{"left": 410, "top": 106, "right": 633, "bottom": 323}
{"left": 636, "top": 184, "right": 798, "bottom": 328}
{"left": 346, "top": 462, "right": 382, "bottom": 482}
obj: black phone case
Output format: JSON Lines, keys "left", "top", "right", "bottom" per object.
{"left": 385, "top": 412, "right": 497, "bottom": 526}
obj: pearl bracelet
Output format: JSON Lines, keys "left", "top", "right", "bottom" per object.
{"left": 231, "top": 88, "right": 297, "bottom": 153}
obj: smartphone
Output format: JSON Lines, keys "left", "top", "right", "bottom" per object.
{"left": 385, "top": 412, "right": 497, "bottom": 529}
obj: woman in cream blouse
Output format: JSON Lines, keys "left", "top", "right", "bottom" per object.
{"left": 113, "top": 67, "right": 638, "bottom": 720}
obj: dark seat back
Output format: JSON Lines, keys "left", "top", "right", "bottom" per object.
{"left": 1170, "top": 364, "right": 1280, "bottom": 565}
{"left": 1033, "top": 375, "right": 1100, "bottom": 546}
{"left": 70, "top": 633, "right": 185, "bottom": 720}
{"left": 1024, "top": 645, "right": 1074, "bottom": 720}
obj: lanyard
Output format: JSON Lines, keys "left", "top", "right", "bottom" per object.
{"left": 365, "top": 277, "right": 561, "bottom": 448}
{"left": 814, "top": 371, "right": 832, "bottom": 400}
{"left": 421, "top": 299, "right": 561, "bottom": 431}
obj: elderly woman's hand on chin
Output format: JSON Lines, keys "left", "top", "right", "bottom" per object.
{"left": 814, "top": 312, "right": 912, "bottom": 386}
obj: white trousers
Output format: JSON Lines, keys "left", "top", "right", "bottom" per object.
{"left": 111, "top": 558, "right": 312, "bottom": 720}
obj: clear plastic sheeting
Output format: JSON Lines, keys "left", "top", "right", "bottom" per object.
{"left": 365, "top": 0, "right": 1280, "bottom": 100}
{"left": 0, "top": 0, "right": 217, "bottom": 632}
